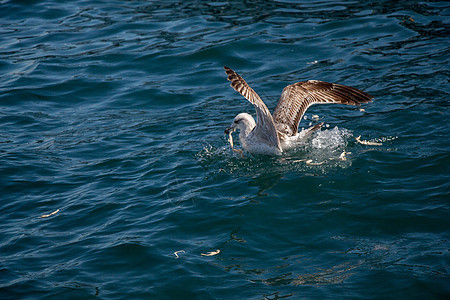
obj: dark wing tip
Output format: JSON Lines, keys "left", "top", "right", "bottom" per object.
{"left": 224, "top": 66, "right": 233, "bottom": 77}
{"left": 356, "top": 89, "right": 374, "bottom": 104}
{"left": 224, "top": 66, "right": 242, "bottom": 85}
{"left": 224, "top": 66, "right": 241, "bottom": 90}
{"left": 331, "top": 83, "right": 374, "bottom": 105}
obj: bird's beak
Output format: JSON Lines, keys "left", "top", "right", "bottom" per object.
{"left": 224, "top": 125, "right": 236, "bottom": 135}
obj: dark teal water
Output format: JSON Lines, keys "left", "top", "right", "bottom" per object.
{"left": 1, "top": 1, "right": 449, "bottom": 299}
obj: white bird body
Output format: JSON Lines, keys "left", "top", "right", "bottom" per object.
{"left": 230, "top": 113, "right": 281, "bottom": 155}
{"left": 223, "top": 67, "right": 373, "bottom": 155}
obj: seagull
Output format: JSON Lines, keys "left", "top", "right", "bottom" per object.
{"left": 223, "top": 66, "right": 373, "bottom": 155}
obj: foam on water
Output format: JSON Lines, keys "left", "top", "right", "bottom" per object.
{"left": 197, "top": 126, "right": 356, "bottom": 177}
{"left": 310, "top": 126, "right": 352, "bottom": 150}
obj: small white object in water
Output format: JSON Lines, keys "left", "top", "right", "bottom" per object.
{"left": 359, "top": 108, "right": 365, "bottom": 112}
{"left": 40, "top": 209, "right": 60, "bottom": 218}
{"left": 292, "top": 159, "right": 306, "bottom": 163}
{"left": 339, "top": 151, "right": 351, "bottom": 161}
{"left": 306, "top": 159, "right": 325, "bottom": 165}
{"left": 174, "top": 250, "right": 185, "bottom": 259}
{"left": 201, "top": 249, "right": 220, "bottom": 256}
{"left": 356, "top": 135, "right": 382, "bottom": 146}
{"left": 312, "top": 115, "right": 319, "bottom": 120}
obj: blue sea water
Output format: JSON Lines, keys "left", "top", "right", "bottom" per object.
{"left": 0, "top": 0, "right": 449, "bottom": 298}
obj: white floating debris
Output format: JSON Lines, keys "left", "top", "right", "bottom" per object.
{"left": 303, "top": 115, "right": 308, "bottom": 120}
{"left": 378, "top": 136, "right": 398, "bottom": 142}
{"left": 39, "top": 209, "right": 60, "bottom": 218}
{"left": 201, "top": 249, "right": 220, "bottom": 256}
{"left": 356, "top": 136, "right": 382, "bottom": 146}
{"left": 292, "top": 159, "right": 306, "bottom": 163}
{"left": 312, "top": 115, "right": 320, "bottom": 120}
{"left": 307, "top": 60, "right": 318, "bottom": 65}
{"left": 359, "top": 108, "right": 365, "bottom": 112}
{"left": 339, "top": 151, "right": 351, "bottom": 161}
{"left": 306, "top": 159, "right": 325, "bottom": 165}
{"left": 174, "top": 250, "right": 185, "bottom": 259}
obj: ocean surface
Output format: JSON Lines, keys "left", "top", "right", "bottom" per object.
{"left": 1, "top": 0, "right": 449, "bottom": 299}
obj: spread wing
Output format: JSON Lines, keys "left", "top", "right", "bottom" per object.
{"left": 224, "top": 66, "right": 281, "bottom": 150}
{"left": 272, "top": 80, "right": 373, "bottom": 136}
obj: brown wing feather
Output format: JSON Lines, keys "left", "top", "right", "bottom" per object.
{"left": 224, "top": 66, "right": 272, "bottom": 116}
{"left": 272, "top": 80, "right": 373, "bottom": 136}
{"left": 224, "top": 67, "right": 281, "bottom": 150}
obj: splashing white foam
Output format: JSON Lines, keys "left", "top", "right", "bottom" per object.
{"left": 198, "top": 126, "right": 357, "bottom": 177}
{"left": 311, "top": 126, "right": 352, "bottom": 150}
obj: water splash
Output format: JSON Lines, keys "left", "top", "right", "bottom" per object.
{"left": 310, "top": 126, "right": 352, "bottom": 150}
{"left": 198, "top": 126, "right": 355, "bottom": 177}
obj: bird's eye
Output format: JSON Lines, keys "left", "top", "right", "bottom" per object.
{"left": 234, "top": 120, "right": 238, "bottom": 124}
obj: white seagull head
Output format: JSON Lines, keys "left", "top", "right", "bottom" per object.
{"left": 224, "top": 112, "right": 255, "bottom": 136}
